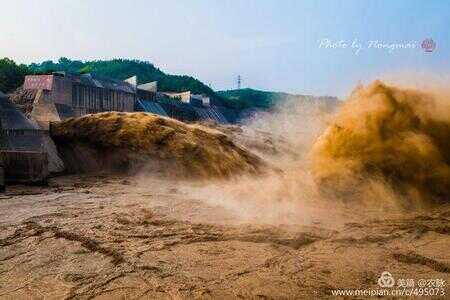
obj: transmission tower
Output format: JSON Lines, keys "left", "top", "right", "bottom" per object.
{"left": 237, "top": 75, "right": 242, "bottom": 90}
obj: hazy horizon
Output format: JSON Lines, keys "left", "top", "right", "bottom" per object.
{"left": 1, "top": 0, "right": 449, "bottom": 98}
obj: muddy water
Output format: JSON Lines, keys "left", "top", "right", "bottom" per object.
{"left": 0, "top": 174, "right": 448, "bottom": 299}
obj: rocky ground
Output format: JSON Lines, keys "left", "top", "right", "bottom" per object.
{"left": 0, "top": 173, "right": 449, "bottom": 299}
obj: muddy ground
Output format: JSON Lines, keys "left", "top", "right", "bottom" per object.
{"left": 0, "top": 174, "right": 449, "bottom": 299}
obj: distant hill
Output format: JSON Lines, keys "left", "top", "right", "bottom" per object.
{"left": 28, "top": 58, "right": 228, "bottom": 106}
{"left": 218, "top": 88, "right": 282, "bottom": 110}
{"left": 218, "top": 88, "right": 340, "bottom": 110}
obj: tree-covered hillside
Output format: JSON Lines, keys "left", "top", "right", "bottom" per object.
{"left": 218, "top": 88, "right": 292, "bottom": 110}
{"left": 218, "top": 88, "right": 340, "bottom": 111}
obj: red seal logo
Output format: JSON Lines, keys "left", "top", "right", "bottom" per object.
{"left": 421, "top": 38, "right": 436, "bottom": 52}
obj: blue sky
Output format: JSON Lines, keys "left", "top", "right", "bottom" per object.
{"left": 1, "top": 0, "right": 449, "bottom": 97}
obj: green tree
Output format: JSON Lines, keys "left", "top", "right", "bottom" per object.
{"left": 0, "top": 58, "right": 31, "bottom": 93}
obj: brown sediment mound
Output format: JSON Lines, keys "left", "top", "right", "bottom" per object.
{"left": 311, "top": 80, "right": 450, "bottom": 202}
{"left": 51, "top": 112, "right": 266, "bottom": 178}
